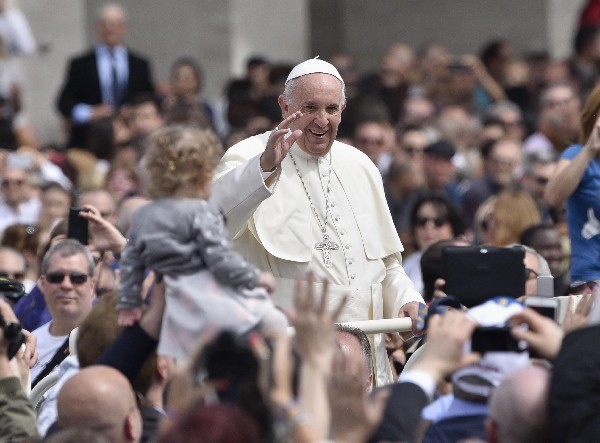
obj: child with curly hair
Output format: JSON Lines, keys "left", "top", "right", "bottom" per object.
{"left": 117, "top": 126, "right": 286, "bottom": 360}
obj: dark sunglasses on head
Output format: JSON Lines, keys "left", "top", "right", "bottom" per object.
{"left": 45, "top": 272, "right": 89, "bottom": 285}
{"left": 415, "top": 216, "right": 448, "bottom": 228}
{"left": 0, "top": 271, "right": 25, "bottom": 281}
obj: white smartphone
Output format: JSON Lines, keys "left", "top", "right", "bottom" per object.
{"left": 524, "top": 296, "right": 559, "bottom": 323}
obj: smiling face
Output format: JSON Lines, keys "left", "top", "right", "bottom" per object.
{"left": 40, "top": 252, "right": 95, "bottom": 331}
{"left": 278, "top": 73, "right": 345, "bottom": 157}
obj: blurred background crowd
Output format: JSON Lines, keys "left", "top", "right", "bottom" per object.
{"left": 0, "top": 0, "right": 599, "bottom": 442}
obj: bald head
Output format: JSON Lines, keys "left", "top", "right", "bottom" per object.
{"left": 57, "top": 366, "right": 141, "bottom": 443}
{"left": 487, "top": 365, "right": 550, "bottom": 443}
{"left": 97, "top": 3, "right": 127, "bottom": 48}
{"left": 335, "top": 326, "right": 373, "bottom": 391}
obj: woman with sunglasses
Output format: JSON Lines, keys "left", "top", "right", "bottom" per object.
{"left": 403, "top": 195, "right": 468, "bottom": 294}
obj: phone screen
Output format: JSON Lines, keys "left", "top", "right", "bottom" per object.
{"left": 471, "top": 326, "right": 521, "bottom": 354}
{"left": 528, "top": 305, "right": 556, "bottom": 320}
{"left": 68, "top": 207, "right": 89, "bottom": 245}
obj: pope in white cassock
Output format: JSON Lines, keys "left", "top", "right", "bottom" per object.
{"left": 211, "top": 58, "right": 424, "bottom": 385}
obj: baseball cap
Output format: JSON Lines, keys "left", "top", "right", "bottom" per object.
{"left": 424, "top": 140, "right": 456, "bottom": 160}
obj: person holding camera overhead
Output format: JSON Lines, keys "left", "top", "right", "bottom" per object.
{"left": 116, "top": 126, "right": 287, "bottom": 362}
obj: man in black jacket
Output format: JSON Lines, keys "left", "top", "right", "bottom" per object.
{"left": 56, "top": 3, "right": 154, "bottom": 151}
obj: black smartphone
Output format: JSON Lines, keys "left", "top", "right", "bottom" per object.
{"left": 68, "top": 207, "right": 89, "bottom": 245}
{"left": 471, "top": 326, "right": 521, "bottom": 354}
{"left": 524, "top": 296, "right": 559, "bottom": 322}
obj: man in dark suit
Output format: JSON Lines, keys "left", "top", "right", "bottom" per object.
{"left": 56, "top": 3, "right": 154, "bottom": 152}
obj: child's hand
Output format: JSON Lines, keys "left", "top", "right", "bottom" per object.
{"left": 257, "top": 272, "right": 276, "bottom": 294}
{"left": 118, "top": 307, "right": 143, "bottom": 326}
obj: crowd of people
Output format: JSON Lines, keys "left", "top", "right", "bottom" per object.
{"left": 0, "top": 0, "right": 600, "bottom": 442}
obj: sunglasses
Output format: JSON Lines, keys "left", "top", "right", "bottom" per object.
{"left": 404, "top": 146, "right": 425, "bottom": 156}
{"left": 1, "top": 179, "right": 24, "bottom": 187}
{"left": 45, "top": 272, "right": 89, "bottom": 285}
{"left": 525, "top": 268, "right": 539, "bottom": 281}
{"left": 357, "top": 137, "right": 384, "bottom": 147}
{"left": 415, "top": 216, "right": 448, "bottom": 228}
{"left": 0, "top": 271, "right": 25, "bottom": 281}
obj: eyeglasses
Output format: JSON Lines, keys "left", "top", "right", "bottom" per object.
{"left": 545, "top": 96, "right": 575, "bottom": 108}
{"left": 491, "top": 157, "right": 517, "bottom": 168}
{"left": 415, "top": 216, "right": 449, "bottom": 228}
{"left": 45, "top": 272, "right": 89, "bottom": 285}
{"left": 525, "top": 268, "right": 539, "bottom": 281}
{"left": 404, "top": 145, "right": 425, "bottom": 156}
{"left": 501, "top": 119, "right": 523, "bottom": 128}
{"left": 0, "top": 271, "right": 25, "bottom": 281}
{"left": 1, "top": 179, "right": 24, "bottom": 187}
{"left": 357, "top": 137, "right": 384, "bottom": 147}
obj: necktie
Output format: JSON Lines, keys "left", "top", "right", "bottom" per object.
{"left": 111, "top": 51, "right": 120, "bottom": 106}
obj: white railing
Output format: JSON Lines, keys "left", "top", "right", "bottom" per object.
{"left": 287, "top": 317, "right": 413, "bottom": 336}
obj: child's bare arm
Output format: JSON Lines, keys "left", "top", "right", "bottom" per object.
{"left": 117, "top": 307, "right": 143, "bottom": 326}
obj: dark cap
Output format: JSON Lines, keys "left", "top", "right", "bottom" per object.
{"left": 424, "top": 139, "right": 456, "bottom": 159}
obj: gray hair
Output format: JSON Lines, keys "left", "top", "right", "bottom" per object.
{"left": 41, "top": 239, "right": 95, "bottom": 276}
{"left": 282, "top": 75, "right": 346, "bottom": 107}
{"left": 484, "top": 100, "right": 523, "bottom": 121}
{"left": 524, "top": 151, "right": 557, "bottom": 171}
{"left": 507, "top": 243, "right": 552, "bottom": 278}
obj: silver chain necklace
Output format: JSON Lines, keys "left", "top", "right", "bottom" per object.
{"left": 289, "top": 152, "right": 339, "bottom": 268}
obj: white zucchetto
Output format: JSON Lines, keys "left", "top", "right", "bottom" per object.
{"left": 285, "top": 57, "right": 344, "bottom": 85}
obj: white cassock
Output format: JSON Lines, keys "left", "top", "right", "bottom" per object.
{"left": 212, "top": 131, "right": 423, "bottom": 385}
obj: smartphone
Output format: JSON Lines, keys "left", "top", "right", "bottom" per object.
{"left": 471, "top": 326, "right": 521, "bottom": 354}
{"left": 536, "top": 275, "right": 554, "bottom": 297}
{"left": 68, "top": 207, "right": 89, "bottom": 245}
{"left": 524, "top": 296, "right": 559, "bottom": 322}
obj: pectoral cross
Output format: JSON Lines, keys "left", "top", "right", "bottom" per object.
{"left": 315, "top": 233, "right": 339, "bottom": 268}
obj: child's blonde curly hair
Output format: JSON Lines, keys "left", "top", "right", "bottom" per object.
{"left": 142, "top": 126, "right": 223, "bottom": 199}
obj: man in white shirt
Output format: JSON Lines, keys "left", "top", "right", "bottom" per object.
{"left": 212, "top": 58, "right": 424, "bottom": 385}
{"left": 30, "top": 239, "right": 96, "bottom": 384}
